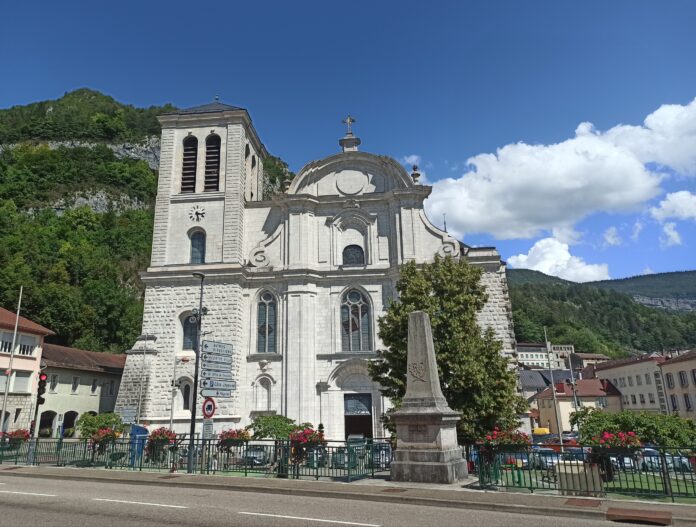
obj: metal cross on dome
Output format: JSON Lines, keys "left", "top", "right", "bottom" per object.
{"left": 342, "top": 115, "right": 356, "bottom": 134}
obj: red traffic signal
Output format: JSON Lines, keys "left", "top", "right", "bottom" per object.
{"left": 37, "top": 372, "right": 48, "bottom": 403}
{"left": 39, "top": 373, "right": 48, "bottom": 382}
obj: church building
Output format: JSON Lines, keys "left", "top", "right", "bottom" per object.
{"left": 115, "top": 102, "right": 516, "bottom": 439}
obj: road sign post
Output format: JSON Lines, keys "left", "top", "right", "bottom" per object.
{"left": 199, "top": 340, "right": 235, "bottom": 400}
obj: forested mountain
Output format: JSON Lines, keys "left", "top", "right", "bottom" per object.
{"left": 1, "top": 89, "right": 694, "bottom": 356}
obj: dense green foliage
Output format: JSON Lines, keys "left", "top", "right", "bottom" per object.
{"left": 570, "top": 408, "right": 696, "bottom": 447}
{"left": 75, "top": 412, "right": 124, "bottom": 438}
{"left": 511, "top": 282, "right": 696, "bottom": 356}
{"left": 0, "top": 143, "right": 156, "bottom": 208}
{"left": 262, "top": 155, "right": 295, "bottom": 196}
{"left": 506, "top": 268, "right": 570, "bottom": 286}
{"left": 370, "top": 256, "right": 527, "bottom": 443}
{"left": 0, "top": 88, "right": 176, "bottom": 143}
{"left": 246, "top": 415, "right": 312, "bottom": 439}
{"left": 591, "top": 271, "right": 696, "bottom": 300}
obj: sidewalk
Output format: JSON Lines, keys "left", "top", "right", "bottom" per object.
{"left": 2, "top": 464, "right": 695, "bottom": 526}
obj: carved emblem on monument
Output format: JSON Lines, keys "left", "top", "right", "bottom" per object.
{"left": 408, "top": 361, "right": 426, "bottom": 382}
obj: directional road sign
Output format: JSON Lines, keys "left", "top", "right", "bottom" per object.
{"left": 201, "top": 369, "right": 234, "bottom": 381}
{"left": 201, "top": 359, "right": 231, "bottom": 372}
{"left": 203, "top": 418, "right": 215, "bottom": 439}
{"left": 201, "top": 379, "right": 236, "bottom": 390}
{"left": 201, "top": 353, "right": 232, "bottom": 365}
{"left": 202, "top": 340, "right": 233, "bottom": 356}
{"left": 200, "top": 389, "right": 231, "bottom": 398}
{"left": 117, "top": 406, "right": 137, "bottom": 424}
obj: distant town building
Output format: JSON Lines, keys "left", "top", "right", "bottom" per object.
{"left": 534, "top": 378, "right": 622, "bottom": 434}
{"left": 38, "top": 344, "right": 126, "bottom": 438}
{"left": 659, "top": 350, "right": 696, "bottom": 419}
{"left": 584, "top": 353, "right": 667, "bottom": 414}
{"left": 569, "top": 352, "right": 611, "bottom": 370}
{"left": 0, "top": 307, "right": 54, "bottom": 433}
{"left": 516, "top": 342, "right": 572, "bottom": 369}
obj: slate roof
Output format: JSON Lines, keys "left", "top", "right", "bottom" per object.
{"left": 593, "top": 353, "right": 664, "bottom": 372}
{"left": 0, "top": 307, "right": 54, "bottom": 336}
{"left": 42, "top": 343, "right": 126, "bottom": 373}
{"left": 539, "top": 369, "right": 574, "bottom": 384}
{"left": 519, "top": 369, "right": 548, "bottom": 391}
{"left": 573, "top": 353, "right": 611, "bottom": 360}
{"left": 168, "top": 101, "right": 244, "bottom": 115}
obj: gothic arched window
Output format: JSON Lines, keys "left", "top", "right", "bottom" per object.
{"left": 257, "top": 291, "right": 277, "bottom": 354}
{"left": 341, "top": 290, "right": 371, "bottom": 352}
{"left": 182, "top": 382, "right": 192, "bottom": 411}
{"left": 181, "top": 136, "right": 198, "bottom": 193}
{"left": 183, "top": 316, "right": 197, "bottom": 350}
{"left": 204, "top": 134, "right": 221, "bottom": 192}
{"left": 190, "top": 230, "right": 206, "bottom": 264}
{"left": 343, "top": 245, "right": 365, "bottom": 266}
{"left": 257, "top": 377, "right": 271, "bottom": 411}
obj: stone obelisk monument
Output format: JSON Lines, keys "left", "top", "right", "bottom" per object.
{"left": 389, "top": 311, "right": 467, "bottom": 483}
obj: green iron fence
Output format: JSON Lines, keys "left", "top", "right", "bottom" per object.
{"left": 0, "top": 437, "right": 392, "bottom": 483}
{"left": 474, "top": 444, "right": 696, "bottom": 501}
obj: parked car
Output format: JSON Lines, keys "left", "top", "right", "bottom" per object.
{"left": 640, "top": 448, "right": 692, "bottom": 473}
{"left": 243, "top": 444, "right": 272, "bottom": 466}
{"left": 529, "top": 448, "right": 560, "bottom": 470}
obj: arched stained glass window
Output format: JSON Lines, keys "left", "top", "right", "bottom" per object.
{"left": 257, "top": 291, "right": 277, "bottom": 354}
{"left": 183, "top": 316, "right": 197, "bottom": 350}
{"left": 343, "top": 245, "right": 365, "bottom": 266}
{"left": 190, "top": 231, "right": 206, "bottom": 264}
{"left": 181, "top": 136, "right": 198, "bottom": 193}
{"left": 341, "top": 290, "right": 371, "bottom": 352}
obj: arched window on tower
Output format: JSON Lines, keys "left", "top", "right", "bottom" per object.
{"left": 343, "top": 245, "right": 365, "bottom": 266}
{"left": 181, "top": 136, "right": 198, "bottom": 193}
{"left": 204, "top": 134, "right": 221, "bottom": 192}
{"left": 340, "top": 290, "right": 371, "bottom": 352}
{"left": 257, "top": 291, "right": 277, "bottom": 354}
{"left": 190, "top": 230, "right": 206, "bottom": 264}
{"left": 183, "top": 316, "right": 197, "bottom": 350}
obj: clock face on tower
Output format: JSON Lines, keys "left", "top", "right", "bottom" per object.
{"left": 189, "top": 205, "right": 206, "bottom": 222}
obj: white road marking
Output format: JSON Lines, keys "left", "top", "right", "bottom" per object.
{"left": 238, "top": 512, "right": 380, "bottom": 526}
{"left": 0, "top": 490, "right": 57, "bottom": 497}
{"left": 93, "top": 498, "right": 188, "bottom": 509}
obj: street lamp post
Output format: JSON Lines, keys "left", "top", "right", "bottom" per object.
{"left": 135, "top": 334, "right": 157, "bottom": 425}
{"left": 187, "top": 272, "right": 206, "bottom": 473}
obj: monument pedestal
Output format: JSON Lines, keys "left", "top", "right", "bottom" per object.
{"left": 389, "top": 312, "right": 468, "bottom": 484}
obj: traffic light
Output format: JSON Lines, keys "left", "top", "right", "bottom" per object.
{"left": 37, "top": 372, "right": 47, "bottom": 406}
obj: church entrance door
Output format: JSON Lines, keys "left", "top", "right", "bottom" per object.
{"left": 344, "top": 393, "right": 372, "bottom": 439}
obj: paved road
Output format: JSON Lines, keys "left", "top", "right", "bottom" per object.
{"left": 0, "top": 474, "right": 616, "bottom": 527}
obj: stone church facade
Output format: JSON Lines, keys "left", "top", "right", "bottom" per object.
{"left": 115, "top": 102, "right": 515, "bottom": 439}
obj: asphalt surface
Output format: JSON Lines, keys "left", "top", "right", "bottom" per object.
{"left": 0, "top": 474, "right": 624, "bottom": 527}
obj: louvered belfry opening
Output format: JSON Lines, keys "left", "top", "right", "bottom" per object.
{"left": 181, "top": 136, "right": 198, "bottom": 193}
{"left": 204, "top": 134, "right": 221, "bottom": 191}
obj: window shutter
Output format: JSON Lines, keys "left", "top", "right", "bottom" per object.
{"left": 181, "top": 136, "right": 198, "bottom": 193}
{"left": 204, "top": 135, "right": 221, "bottom": 192}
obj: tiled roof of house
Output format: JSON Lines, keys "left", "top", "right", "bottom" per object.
{"left": 42, "top": 343, "right": 126, "bottom": 373}
{"left": 659, "top": 349, "right": 696, "bottom": 367}
{"left": 534, "top": 378, "right": 620, "bottom": 399}
{"left": 519, "top": 370, "right": 548, "bottom": 390}
{"left": 594, "top": 353, "right": 665, "bottom": 372}
{"left": 573, "top": 353, "right": 611, "bottom": 360}
{"left": 0, "top": 307, "right": 54, "bottom": 336}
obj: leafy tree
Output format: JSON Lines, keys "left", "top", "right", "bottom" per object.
{"left": 369, "top": 256, "right": 527, "bottom": 443}
{"left": 247, "top": 415, "right": 305, "bottom": 440}
{"left": 571, "top": 408, "right": 696, "bottom": 447}
{"left": 262, "top": 155, "right": 294, "bottom": 197}
{"left": 75, "top": 412, "right": 124, "bottom": 439}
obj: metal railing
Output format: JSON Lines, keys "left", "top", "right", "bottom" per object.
{"left": 0, "top": 437, "right": 393, "bottom": 482}
{"left": 473, "top": 444, "right": 696, "bottom": 501}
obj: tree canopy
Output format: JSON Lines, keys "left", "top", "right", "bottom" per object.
{"left": 369, "top": 256, "right": 526, "bottom": 443}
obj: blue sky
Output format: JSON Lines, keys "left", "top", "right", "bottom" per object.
{"left": 2, "top": 1, "right": 695, "bottom": 281}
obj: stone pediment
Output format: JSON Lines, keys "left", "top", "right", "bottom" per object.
{"left": 288, "top": 151, "right": 414, "bottom": 197}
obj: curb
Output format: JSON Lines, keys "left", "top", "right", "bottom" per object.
{"left": 1, "top": 468, "right": 692, "bottom": 526}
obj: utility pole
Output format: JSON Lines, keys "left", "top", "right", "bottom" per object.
{"left": 544, "top": 327, "right": 564, "bottom": 453}
{"left": 187, "top": 272, "right": 206, "bottom": 473}
{"left": 1, "top": 286, "right": 23, "bottom": 435}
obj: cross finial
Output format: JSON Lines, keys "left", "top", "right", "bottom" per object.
{"left": 342, "top": 115, "right": 356, "bottom": 134}
{"left": 214, "top": 95, "right": 219, "bottom": 101}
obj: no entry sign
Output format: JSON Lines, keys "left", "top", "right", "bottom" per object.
{"left": 202, "top": 397, "right": 216, "bottom": 418}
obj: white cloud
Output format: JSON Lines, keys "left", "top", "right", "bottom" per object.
{"left": 426, "top": 98, "right": 696, "bottom": 240}
{"left": 650, "top": 190, "right": 696, "bottom": 222}
{"left": 631, "top": 221, "right": 643, "bottom": 241}
{"left": 402, "top": 154, "right": 421, "bottom": 167}
{"left": 507, "top": 237, "right": 610, "bottom": 282}
{"left": 642, "top": 267, "right": 654, "bottom": 275}
{"left": 603, "top": 226, "right": 622, "bottom": 247}
{"left": 661, "top": 222, "right": 682, "bottom": 247}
